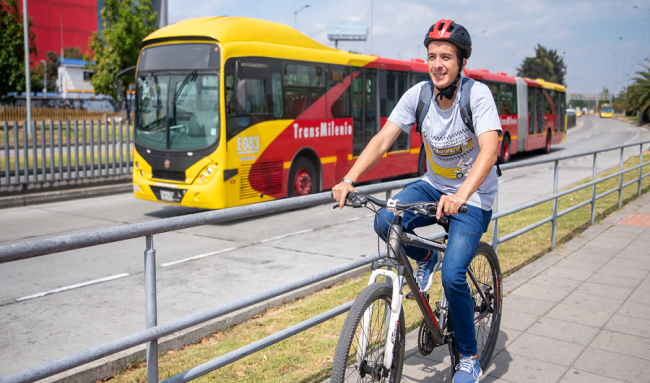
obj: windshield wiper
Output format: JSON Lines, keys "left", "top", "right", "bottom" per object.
{"left": 172, "top": 70, "right": 197, "bottom": 106}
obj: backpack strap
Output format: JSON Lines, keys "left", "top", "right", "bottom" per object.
{"left": 459, "top": 77, "right": 475, "bottom": 135}
{"left": 415, "top": 81, "right": 434, "bottom": 133}
{"left": 459, "top": 76, "right": 502, "bottom": 177}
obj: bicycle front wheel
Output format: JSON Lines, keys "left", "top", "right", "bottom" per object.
{"left": 331, "top": 282, "right": 405, "bottom": 383}
{"left": 469, "top": 242, "right": 502, "bottom": 370}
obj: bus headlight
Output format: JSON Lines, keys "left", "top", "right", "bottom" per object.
{"left": 195, "top": 164, "right": 217, "bottom": 184}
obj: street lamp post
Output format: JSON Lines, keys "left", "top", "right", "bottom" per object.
{"left": 40, "top": 59, "right": 47, "bottom": 96}
{"left": 633, "top": 5, "right": 650, "bottom": 59}
{"left": 294, "top": 4, "right": 310, "bottom": 31}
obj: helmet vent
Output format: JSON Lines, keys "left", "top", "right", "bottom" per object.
{"left": 448, "top": 25, "right": 455, "bottom": 32}
{"left": 438, "top": 23, "right": 445, "bottom": 31}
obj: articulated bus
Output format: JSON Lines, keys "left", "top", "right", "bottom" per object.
{"left": 600, "top": 104, "right": 612, "bottom": 118}
{"left": 131, "top": 16, "right": 566, "bottom": 209}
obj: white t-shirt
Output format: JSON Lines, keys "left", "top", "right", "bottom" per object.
{"left": 388, "top": 80, "right": 502, "bottom": 210}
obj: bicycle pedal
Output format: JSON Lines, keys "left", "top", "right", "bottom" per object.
{"left": 405, "top": 291, "right": 429, "bottom": 301}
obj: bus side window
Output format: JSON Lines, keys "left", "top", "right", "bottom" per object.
{"left": 224, "top": 58, "right": 282, "bottom": 140}
{"left": 384, "top": 70, "right": 408, "bottom": 151}
{"left": 284, "top": 63, "right": 325, "bottom": 119}
{"left": 499, "top": 83, "right": 516, "bottom": 115}
{"left": 271, "top": 72, "right": 283, "bottom": 118}
{"left": 327, "top": 65, "right": 350, "bottom": 118}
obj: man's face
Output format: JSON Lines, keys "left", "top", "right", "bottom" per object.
{"left": 426, "top": 41, "right": 465, "bottom": 88}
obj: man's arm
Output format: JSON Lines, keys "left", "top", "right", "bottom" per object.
{"left": 436, "top": 130, "right": 499, "bottom": 218}
{"left": 332, "top": 121, "right": 403, "bottom": 209}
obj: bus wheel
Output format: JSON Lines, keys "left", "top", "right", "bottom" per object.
{"left": 544, "top": 131, "right": 552, "bottom": 154}
{"left": 289, "top": 158, "right": 317, "bottom": 197}
{"left": 417, "top": 146, "right": 427, "bottom": 176}
{"left": 499, "top": 136, "right": 510, "bottom": 164}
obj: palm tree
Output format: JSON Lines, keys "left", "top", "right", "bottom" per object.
{"left": 627, "top": 60, "right": 650, "bottom": 118}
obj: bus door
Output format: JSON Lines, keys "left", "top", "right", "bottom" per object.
{"left": 536, "top": 88, "right": 544, "bottom": 135}
{"left": 527, "top": 85, "right": 536, "bottom": 138}
{"left": 379, "top": 69, "right": 410, "bottom": 174}
{"left": 515, "top": 78, "right": 528, "bottom": 152}
{"left": 352, "top": 68, "right": 377, "bottom": 156}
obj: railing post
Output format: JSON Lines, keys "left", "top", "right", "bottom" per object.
{"left": 49, "top": 120, "right": 54, "bottom": 181}
{"left": 591, "top": 153, "right": 597, "bottom": 226}
{"left": 74, "top": 120, "right": 79, "bottom": 179}
{"left": 82, "top": 120, "right": 87, "bottom": 178}
{"left": 551, "top": 160, "right": 559, "bottom": 249}
{"left": 119, "top": 120, "right": 124, "bottom": 174}
{"left": 66, "top": 121, "right": 71, "bottom": 180}
{"left": 112, "top": 120, "right": 117, "bottom": 175}
{"left": 14, "top": 121, "right": 19, "bottom": 183}
{"left": 144, "top": 234, "right": 159, "bottom": 383}
{"left": 639, "top": 144, "right": 644, "bottom": 197}
{"left": 491, "top": 191, "right": 498, "bottom": 253}
{"left": 23, "top": 121, "right": 29, "bottom": 182}
{"left": 4, "top": 122, "right": 9, "bottom": 185}
{"left": 89, "top": 120, "right": 94, "bottom": 177}
{"left": 619, "top": 147, "right": 624, "bottom": 209}
{"left": 32, "top": 121, "right": 37, "bottom": 181}
{"left": 40, "top": 121, "right": 45, "bottom": 181}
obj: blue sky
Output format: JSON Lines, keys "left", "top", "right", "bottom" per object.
{"left": 168, "top": 0, "right": 650, "bottom": 94}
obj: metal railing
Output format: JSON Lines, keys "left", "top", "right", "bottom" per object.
{"left": 1, "top": 120, "right": 132, "bottom": 187}
{"left": 1, "top": 140, "right": 649, "bottom": 383}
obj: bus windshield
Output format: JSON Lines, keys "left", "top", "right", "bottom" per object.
{"left": 135, "top": 73, "right": 220, "bottom": 151}
{"left": 602, "top": 105, "right": 612, "bottom": 113}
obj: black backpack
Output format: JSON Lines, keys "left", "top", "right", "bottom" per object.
{"left": 414, "top": 78, "right": 501, "bottom": 176}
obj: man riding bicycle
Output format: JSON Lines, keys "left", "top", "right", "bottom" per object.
{"left": 332, "top": 19, "right": 501, "bottom": 383}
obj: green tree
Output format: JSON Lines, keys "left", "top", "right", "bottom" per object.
{"left": 85, "top": 0, "right": 157, "bottom": 101}
{"left": 516, "top": 44, "right": 567, "bottom": 85}
{"left": 626, "top": 61, "right": 650, "bottom": 118}
{"left": 0, "top": 0, "right": 37, "bottom": 102}
{"left": 613, "top": 87, "right": 629, "bottom": 113}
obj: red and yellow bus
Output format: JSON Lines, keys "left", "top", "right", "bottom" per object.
{"left": 131, "top": 16, "right": 566, "bottom": 209}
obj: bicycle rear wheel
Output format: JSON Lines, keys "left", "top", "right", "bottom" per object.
{"left": 331, "top": 282, "right": 405, "bottom": 383}
{"left": 469, "top": 242, "right": 502, "bottom": 370}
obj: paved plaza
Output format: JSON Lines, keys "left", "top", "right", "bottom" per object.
{"left": 396, "top": 191, "right": 650, "bottom": 382}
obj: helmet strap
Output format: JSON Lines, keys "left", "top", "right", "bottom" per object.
{"left": 434, "top": 75, "right": 460, "bottom": 101}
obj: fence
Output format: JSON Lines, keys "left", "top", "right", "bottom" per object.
{"left": 0, "top": 106, "right": 124, "bottom": 123}
{"left": 1, "top": 120, "right": 132, "bottom": 187}
{"left": 0, "top": 140, "right": 649, "bottom": 383}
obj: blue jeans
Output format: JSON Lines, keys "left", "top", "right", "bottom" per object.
{"left": 373, "top": 180, "right": 492, "bottom": 356}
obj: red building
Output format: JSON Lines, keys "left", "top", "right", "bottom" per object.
{"left": 19, "top": 0, "right": 98, "bottom": 62}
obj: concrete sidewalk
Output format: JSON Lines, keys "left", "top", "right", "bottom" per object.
{"left": 397, "top": 191, "right": 650, "bottom": 382}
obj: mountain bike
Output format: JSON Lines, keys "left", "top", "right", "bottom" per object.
{"left": 330, "top": 192, "right": 502, "bottom": 382}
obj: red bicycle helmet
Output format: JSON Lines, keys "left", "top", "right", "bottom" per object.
{"left": 424, "top": 19, "right": 472, "bottom": 60}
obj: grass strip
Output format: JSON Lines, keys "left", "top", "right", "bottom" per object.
{"left": 105, "top": 151, "right": 650, "bottom": 383}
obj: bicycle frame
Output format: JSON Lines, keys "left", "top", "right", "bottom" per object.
{"left": 359, "top": 212, "right": 490, "bottom": 372}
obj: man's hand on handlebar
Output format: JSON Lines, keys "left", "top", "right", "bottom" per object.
{"left": 436, "top": 193, "right": 468, "bottom": 219}
{"left": 332, "top": 182, "right": 357, "bottom": 210}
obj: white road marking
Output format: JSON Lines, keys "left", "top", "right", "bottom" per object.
{"left": 338, "top": 213, "right": 374, "bottom": 224}
{"left": 258, "top": 229, "right": 314, "bottom": 243}
{"left": 624, "top": 130, "right": 641, "bottom": 144}
{"left": 15, "top": 273, "right": 130, "bottom": 302}
{"left": 161, "top": 247, "right": 239, "bottom": 267}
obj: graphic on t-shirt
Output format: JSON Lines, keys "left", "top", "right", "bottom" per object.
{"left": 423, "top": 128, "right": 475, "bottom": 179}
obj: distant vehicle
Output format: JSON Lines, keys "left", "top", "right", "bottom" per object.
{"left": 566, "top": 108, "right": 577, "bottom": 128}
{"left": 575, "top": 109, "right": 582, "bottom": 117}
{"left": 600, "top": 104, "right": 612, "bottom": 118}
{"left": 128, "top": 16, "right": 568, "bottom": 209}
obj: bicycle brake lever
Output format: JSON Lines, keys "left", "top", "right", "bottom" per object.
{"left": 437, "top": 215, "right": 450, "bottom": 227}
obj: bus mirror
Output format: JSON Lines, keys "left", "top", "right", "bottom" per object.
{"left": 236, "top": 80, "right": 247, "bottom": 113}
{"left": 117, "top": 81, "right": 124, "bottom": 102}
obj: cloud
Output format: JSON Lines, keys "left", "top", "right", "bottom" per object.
{"left": 164, "top": 0, "right": 648, "bottom": 92}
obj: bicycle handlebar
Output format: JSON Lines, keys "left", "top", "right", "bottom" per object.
{"left": 337, "top": 192, "right": 468, "bottom": 215}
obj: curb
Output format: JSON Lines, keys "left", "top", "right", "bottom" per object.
{"left": 0, "top": 183, "right": 133, "bottom": 209}
{"left": 38, "top": 263, "right": 372, "bottom": 383}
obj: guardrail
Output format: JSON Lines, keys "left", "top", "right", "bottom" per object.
{"left": 1, "top": 120, "right": 132, "bottom": 187}
{"left": 1, "top": 140, "right": 649, "bottom": 383}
